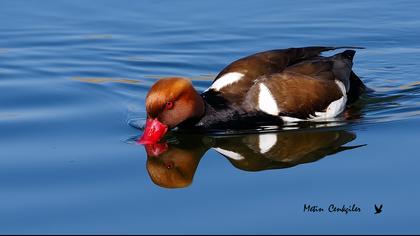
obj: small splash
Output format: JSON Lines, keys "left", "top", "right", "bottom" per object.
{"left": 128, "top": 118, "right": 147, "bottom": 130}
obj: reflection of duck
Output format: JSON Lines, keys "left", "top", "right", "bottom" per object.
{"left": 139, "top": 46, "right": 367, "bottom": 144}
{"left": 146, "top": 142, "right": 205, "bottom": 188}
{"left": 143, "top": 128, "right": 364, "bottom": 188}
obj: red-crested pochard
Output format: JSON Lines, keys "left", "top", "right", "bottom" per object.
{"left": 139, "top": 46, "right": 367, "bottom": 144}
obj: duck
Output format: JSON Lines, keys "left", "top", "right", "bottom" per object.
{"left": 139, "top": 46, "right": 367, "bottom": 144}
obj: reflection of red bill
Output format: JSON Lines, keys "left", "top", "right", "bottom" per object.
{"left": 138, "top": 118, "right": 168, "bottom": 144}
{"left": 144, "top": 143, "right": 169, "bottom": 157}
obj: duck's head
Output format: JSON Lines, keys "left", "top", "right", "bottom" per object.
{"left": 138, "top": 77, "right": 205, "bottom": 144}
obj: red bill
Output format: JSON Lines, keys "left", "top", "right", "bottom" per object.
{"left": 138, "top": 118, "right": 168, "bottom": 144}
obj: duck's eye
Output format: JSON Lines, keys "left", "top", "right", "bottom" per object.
{"left": 165, "top": 101, "right": 174, "bottom": 110}
{"left": 166, "top": 161, "right": 174, "bottom": 169}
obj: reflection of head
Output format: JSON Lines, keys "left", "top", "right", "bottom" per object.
{"left": 146, "top": 146, "right": 202, "bottom": 189}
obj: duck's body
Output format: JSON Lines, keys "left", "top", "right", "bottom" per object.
{"left": 139, "top": 46, "right": 366, "bottom": 144}
{"left": 181, "top": 46, "right": 366, "bottom": 129}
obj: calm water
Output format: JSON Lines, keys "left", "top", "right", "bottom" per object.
{"left": 1, "top": 0, "right": 420, "bottom": 234}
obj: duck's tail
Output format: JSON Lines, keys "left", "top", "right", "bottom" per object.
{"left": 327, "top": 47, "right": 369, "bottom": 104}
{"left": 348, "top": 71, "right": 368, "bottom": 104}
{"left": 341, "top": 49, "right": 357, "bottom": 60}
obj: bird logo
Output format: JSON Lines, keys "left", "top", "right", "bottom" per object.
{"left": 374, "top": 204, "right": 383, "bottom": 214}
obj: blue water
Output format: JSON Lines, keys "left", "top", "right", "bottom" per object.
{"left": 1, "top": 0, "right": 420, "bottom": 234}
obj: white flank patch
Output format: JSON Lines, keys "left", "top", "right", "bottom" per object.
{"left": 312, "top": 121, "right": 342, "bottom": 128}
{"left": 309, "top": 80, "right": 348, "bottom": 120}
{"left": 213, "top": 147, "right": 244, "bottom": 161}
{"left": 311, "top": 96, "right": 346, "bottom": 119}
{"left": 281, "top": 116, "right": 303, "bottom": 123}
{"left": 258, "top": 133, "right": 277, "bottom": 154}
{"left": 335, "top": 80, "right": 347, "bottom": 95}
{"left": 282, "top": 126, "right": 299, "bottom": 130}
{"left": 207, "top": 72, "right": 244, "bottom": 91}
{"left": 258, "top": 83, "right": 279, "bottom": 116}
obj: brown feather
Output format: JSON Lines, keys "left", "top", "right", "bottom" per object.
{"left": 245, "top": 72, "right": 343, "bottom": 119}
{"left": 206, "top": 47, "right": 356, "bottom": 106}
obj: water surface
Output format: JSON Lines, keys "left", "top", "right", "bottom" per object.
{"left": 1, "top": 0, "right": 420, "bottom": 234}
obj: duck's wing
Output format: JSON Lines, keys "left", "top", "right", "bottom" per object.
{"left": 243, "top": 50, "right": 359, "bottom": 120}
{"left": 283, "top": 50, "right": 367, "bottom": 104}
{"left": 244, "top": 72, "right": 344, "bottom": 119}
{"left": 202, "top": 46, "right": 361, "bottom": 107}
{"left": 284, "top": 50, "right": 356, "bottom": 91}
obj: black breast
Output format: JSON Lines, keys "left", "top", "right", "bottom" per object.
{"left": 177, "top": 92, "right": 283, "bottom": 131}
